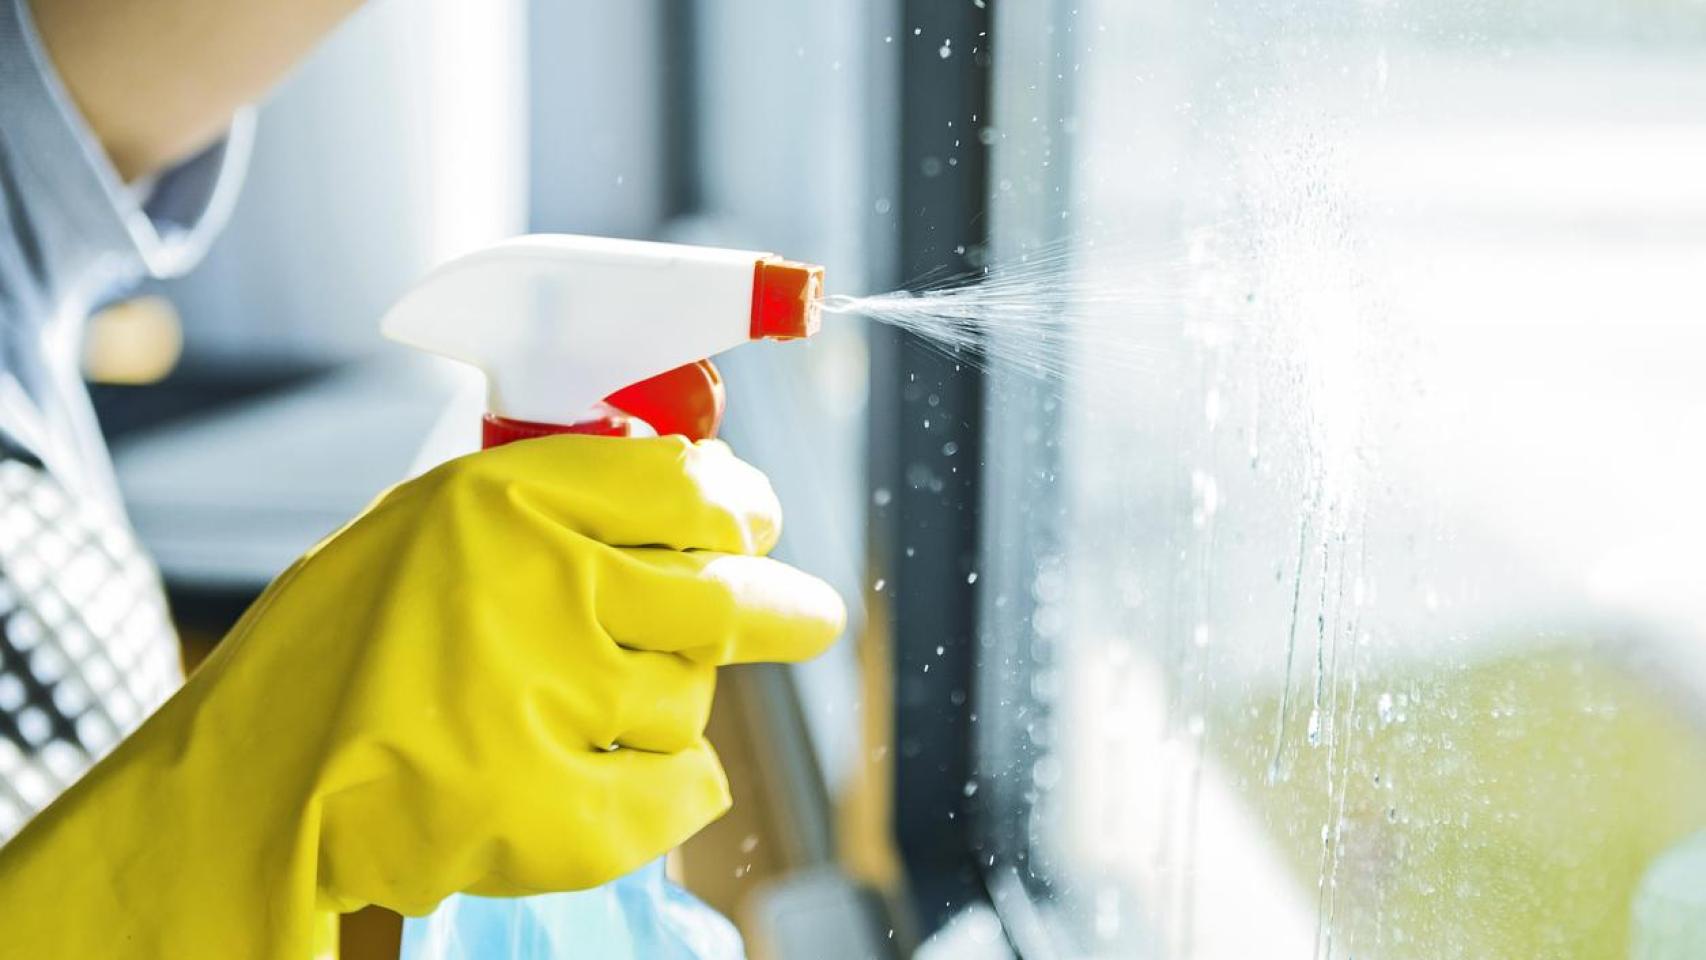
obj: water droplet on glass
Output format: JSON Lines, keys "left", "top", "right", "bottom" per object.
{"left": 966, "top": 571, "right": 979, "bottom": 584}
{"left": 939, "top": 41, "right": 953, "bottom": 59}
{"left": 873, "top": 578, "right": 886, "bottom": 592}
{"left": 1306, "top": 708, "right": 1322, "bottom": 746}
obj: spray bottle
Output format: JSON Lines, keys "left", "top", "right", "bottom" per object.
{"left": 381, "top": 233, "right": 825, "bottom": 959}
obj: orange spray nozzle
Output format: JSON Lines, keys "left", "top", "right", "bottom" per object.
{"left": 751, "top": 257, "right": 825, "bottom": 341}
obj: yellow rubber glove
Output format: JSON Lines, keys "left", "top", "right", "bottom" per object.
{"left": 0, "top": 435, "right": 844, "bottom": 958}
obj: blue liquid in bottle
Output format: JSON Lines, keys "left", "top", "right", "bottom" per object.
{"left": 400, "top": 859, "right": 744, "bottom": 960}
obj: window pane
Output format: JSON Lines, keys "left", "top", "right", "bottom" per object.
{"left": 982, "top": 1, "right": 1706, "bottom": 957}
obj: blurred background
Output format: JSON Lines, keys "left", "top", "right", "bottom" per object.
{"left": 85, "top": 0, "right": 1706, "bottom": 958}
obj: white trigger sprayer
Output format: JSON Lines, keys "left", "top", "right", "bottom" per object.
{"left": 383, "top": 234, "right": 826, "bottom": 960}
{"left": 384, "top": 233, "right": 824, "bottom": 447}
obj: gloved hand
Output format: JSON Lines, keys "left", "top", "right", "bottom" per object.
{"left": 0, "top": 435, "right": 844, "bottom": 959}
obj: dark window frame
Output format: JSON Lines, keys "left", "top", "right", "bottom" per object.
{"left": 870, "top": 0, "right": 995, "bottom": 942}
{"left": 874, "top": 1, "right": 1081, "bottom": 954}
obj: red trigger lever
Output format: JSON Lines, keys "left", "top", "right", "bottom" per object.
{"left": 480, "top": 360, "right": 726, "bottom": 449}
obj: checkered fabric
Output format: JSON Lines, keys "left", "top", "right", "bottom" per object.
{"left": 0, "top": 458, "right": 180, "bottom": 838}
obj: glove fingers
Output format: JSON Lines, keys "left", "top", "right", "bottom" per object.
{"left": 478, "top": 435, "right": 782, "bottom": 555}
{"left": 598, "top": 548, "right": 846, "bottom": 665}
{"left": 516, "top": 626, "right": 707, "bottom": 754}
{"left": 583, "top": 739, "right": 730, "bottom": 874}
{"left": 609, "top": 650, "right": 716, "bottom": 754}
{"left": 470, "top": 739, "right": 731, "bottom": 895}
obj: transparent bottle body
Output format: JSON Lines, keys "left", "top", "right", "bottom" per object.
{"left": 400, "top": 859, "right": 745, "bottom": 960}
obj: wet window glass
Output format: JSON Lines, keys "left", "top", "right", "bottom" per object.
{"left": 974, "top": 0, "right": 1706, "bottom": 956}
